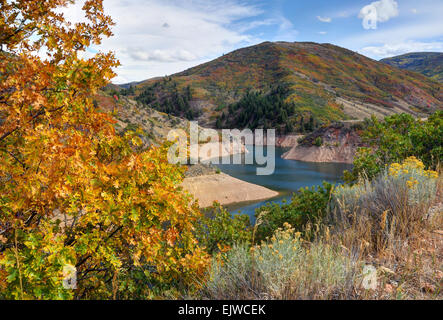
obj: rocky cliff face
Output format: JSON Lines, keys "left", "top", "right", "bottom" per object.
{"left": 282, "top": 122, "right": 364, "bottom": 164}
{"left": 255, "top": 134, "right": 303, "bottom": 147}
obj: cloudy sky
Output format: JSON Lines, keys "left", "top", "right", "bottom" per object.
{"left": 66, "top": 0, "right": 443, "bottom": 84}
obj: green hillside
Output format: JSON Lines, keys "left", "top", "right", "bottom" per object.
{"left": 381, "top": 52, "right": 443, "bottom": 83}
{"left": 122, "top": 42, "right": 443, "bottom": 133}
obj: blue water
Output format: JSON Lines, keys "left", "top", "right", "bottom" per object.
{"left": 216, "top": 145, "right": 352, "bottom": 220}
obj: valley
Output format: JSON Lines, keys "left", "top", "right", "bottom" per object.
{"left": 99, "top": 41, "right": 443, "bottom": 215}
{"left": 2, "top": 0, "right": 443, "bottom": 301}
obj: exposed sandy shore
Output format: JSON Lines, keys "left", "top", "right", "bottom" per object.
{"left": 282, "top": 145, "right": 355, "bottom": 164}
{"left": 192, "top": 140, "right": 247, "bottom": 162}
{"left": 255, "top": 134, "right": 304, "bottom": 147}
{"left": 181, "top": 173, "right": 279, "bottom": 208}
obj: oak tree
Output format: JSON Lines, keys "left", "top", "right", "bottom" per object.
{"left": 0, "top": 0, "right": 208, "bottom": 299}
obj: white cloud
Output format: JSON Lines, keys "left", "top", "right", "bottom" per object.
{"left": 336, "top": 10, "right": 354, "bottom": 18}
{"left": 360, "top": 41, "right": 443, "bottom": 59}
{"left": 235, "top": 18, "right": 279, "bottom": 33}
{"left": 317, "top": 16, "right": 332, "bottom": 23}
{"left": 318, "top": 31, "right": 327, "bottom": 35}
{"left": 61, "top": 0, "right": 264, "bottom": 83}
{"left": 411, "top": 8, "right": 418, "bottom": 14}
{"left": 358, "top": 0, "right": 399, "bottom": 30}
{"left": 342, "top": 17, "right": 443, "bottom": 48}
{"left": 127, "top": 48, "right": 198, "bottom": 62}
{"left": 279, "top": 16, "right": 295, "bottom": 31}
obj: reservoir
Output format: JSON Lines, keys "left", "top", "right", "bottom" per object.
{"left": 216, "top": 145, "right": 352, "bottom": 220}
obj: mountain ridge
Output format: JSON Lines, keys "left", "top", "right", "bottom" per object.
{"left": 119, "top": 41, "right": 443, "bottom": 132}
{"left": 381, "top": 52, "right": 443, "bottom": 83}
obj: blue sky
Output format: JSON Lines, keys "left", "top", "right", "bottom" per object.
{"left": 66, "top": 0, "right": 443, "bottom": 83}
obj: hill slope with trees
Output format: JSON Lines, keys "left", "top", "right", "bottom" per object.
{"left": 381, "top": 52, "right": 443, "bottom": 83}
{"left": 124, "top": 42, "right": 443, "bottom": 133}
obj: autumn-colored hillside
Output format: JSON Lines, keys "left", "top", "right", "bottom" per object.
{"left": 381, "top": 52, "right": 443, "bottom": 83}
{"left": 94, "top": 88, "right": 189, "bottom": 146}
{"left": 123, "top": 42, "right": 443, "bottom": 132}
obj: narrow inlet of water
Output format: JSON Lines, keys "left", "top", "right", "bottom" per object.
{"left": 215, "top": 145, "right": 352, "bottom": 220}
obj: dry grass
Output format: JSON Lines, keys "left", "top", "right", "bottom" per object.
{"left": 329, "top": 158, "right": 442, "bottom": 299}
{"left": 201, "top": 225, "right": 361, "bottom": 300}
{"left": 331, "top": 158, "right": 438, "bottom": 254}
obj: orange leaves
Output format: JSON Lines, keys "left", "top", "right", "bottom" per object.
{"left": 0, "top": 0, "right": 211, "bottom": 300}
{"left": 165, "top": 228, "right": 179, "bottom": 247}
{"left": 0, "top": 267, "right": 8, "bottom": 292}
{"left": 126, "top": 154, "right": 137, "bottom": 170}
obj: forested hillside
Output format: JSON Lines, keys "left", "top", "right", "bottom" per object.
{"left": 123, "top": 42, "right": 443, "bottom": 132}
{"left": 381, "top": 52, "right": 443, "bottom": 83}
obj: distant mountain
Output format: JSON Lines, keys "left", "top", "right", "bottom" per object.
{"left": 381, "top": 52, "right": 443, "bottom": 83}
{"left": 122, "top": 42, "right": 443, "bottom": 133}
{"left": 118, "top": 80, "right": 144, "bottom": 89}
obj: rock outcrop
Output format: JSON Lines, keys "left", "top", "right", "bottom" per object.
{"left": 191, "top": 139, "right": 248, "bottom": 162}
{"left": 256, "top": 134, "right": 304, "bottom": 147}
{"left": 282, "top": 122, "right": 365, "bottom": 164}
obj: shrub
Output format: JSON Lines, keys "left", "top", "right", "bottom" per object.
{"left": 196, "top": 203, "right": 252, "bottom": 254}
{"left": 201, "top": 244, "right": 256, "bottom": 300}
{"left": 332, "top": 157, "right": 439, "bottom": 253}
{"left": 0, "top": 1, "right": 209, "bottom": 299}
{"left": 314, "top": 137, "right": 323, "bottom": 147}
{"left": 345, "top": 112, "right": 443, "bottom": 183}
{"left": 409, "top": 111, "right": 443, "bottom": 168}
{"left": 254, "top": 182, "right": 334, "bottom": 241}
{"left": 201, "top": 224, "right": 359, "bottom": 300}
{"left": 343, "top": 147, "right": 380, "bottom": 184}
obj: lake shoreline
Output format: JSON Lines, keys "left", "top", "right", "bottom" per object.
{"left": 181, "top": 172, "right": 279, "bottom": 208}
{"left": 183, "top": 145, "right": 352, "bottom": 217}
{"left": 216, "top": 146, "right": 352, "bottom": 218}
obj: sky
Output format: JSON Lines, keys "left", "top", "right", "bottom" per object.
{"left": 64, "top": 0, "right": 443, "bottom": 84}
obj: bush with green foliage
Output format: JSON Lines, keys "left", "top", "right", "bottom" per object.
{"left": 343, "top": 147, "right": 380, "bottom": 184}
{"left": 254, "top": 182, "right": 334, "bottom": 241}
{"left": 344, "top": 112, "right": 442, "bottom": 183}
{"left": 313, "top": 137, "right": 323, "bottom": 147}
{"left": 195, "top": 203, "right": 252, "bottom": 254}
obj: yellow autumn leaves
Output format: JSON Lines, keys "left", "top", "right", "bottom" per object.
{"left": 0, "top": 0, "right": 210, "bottom": 299}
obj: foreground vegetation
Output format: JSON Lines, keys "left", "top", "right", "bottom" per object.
{"left": 0, "top": 1, "right": 208, "bottom": 300}
{"left": 200, "top": 155, "right": 441, "bottom": 300}
{"left": 0, "top": 1, "right": 441, "bottom": 300}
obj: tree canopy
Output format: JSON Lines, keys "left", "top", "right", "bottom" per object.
{"left": 0, "top": 0, "right": 208, "bottom": 299}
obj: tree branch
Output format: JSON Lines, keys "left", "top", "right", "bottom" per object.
{"left": 75, "top": 225, "right": 123, "bottom": 268}
{"left": 0, "top": 104, "right": 65, "bottom": 143}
